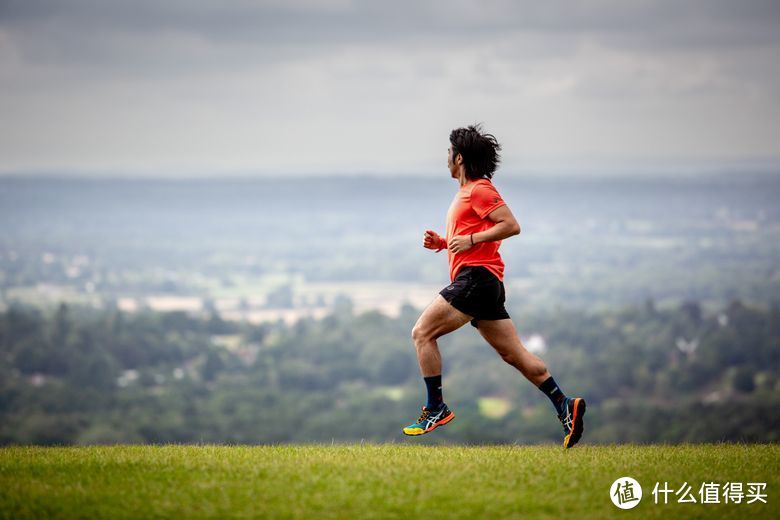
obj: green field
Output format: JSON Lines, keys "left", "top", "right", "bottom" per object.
{"left": 1, "top": 444, "right": 777, "bottom": 518}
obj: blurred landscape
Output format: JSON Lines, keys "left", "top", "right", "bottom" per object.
{"left": 2, "top": 173, "right": 779, "bottom": 314}
{"left": 1, "top": 172, "right": 778, "bottom": 444}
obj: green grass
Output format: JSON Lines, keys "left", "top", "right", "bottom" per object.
{"left": 1, "top": 444, "right": 777, "bottom": 518}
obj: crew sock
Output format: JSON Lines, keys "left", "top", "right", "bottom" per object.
{"left": 538, "top": 376, "right": 567, "bottom": 415}
{"left": 424, "top": 375, "right": 443, "bottom": 411}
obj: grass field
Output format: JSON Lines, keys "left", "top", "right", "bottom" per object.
{"left": 1, "top": 444, "right": 777, "bottom": 518}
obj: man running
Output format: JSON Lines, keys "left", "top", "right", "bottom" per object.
{"left": 402, "top": 124, "right": 586, "bottom": 448}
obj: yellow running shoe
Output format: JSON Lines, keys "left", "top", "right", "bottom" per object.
{"left": 402, "top": 404, "right": 455, "bottom": 436}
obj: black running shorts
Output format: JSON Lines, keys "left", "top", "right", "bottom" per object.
{"left": 439, "top": 266, "right": 511, "bottom": 328}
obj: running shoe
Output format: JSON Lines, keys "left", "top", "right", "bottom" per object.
{"left": 402, "top": 404, "right": 455, "bottom": 436}
{"left": 558, "top": 397, "right": 586, "bottom": 448}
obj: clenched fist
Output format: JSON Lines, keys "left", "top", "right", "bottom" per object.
{"left": 423, "top": 230, "right": 446, "bottom": 251}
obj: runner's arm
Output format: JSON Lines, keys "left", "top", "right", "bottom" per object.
{"left": 474, "top": 205, "right": 521, "bottom": 244}
{"left": 448, "top": 205, "right": 520, "bottom": 253}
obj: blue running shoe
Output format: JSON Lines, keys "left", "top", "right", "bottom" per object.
{"left": 558, "top": 397, "right": 586, "bottom": 448}
{"left": 402, "top": 404, "right": 455, "bottom": 436}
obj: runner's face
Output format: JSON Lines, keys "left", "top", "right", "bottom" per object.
{"left": 447, "top": 145, "right": 459, "bottom": 178}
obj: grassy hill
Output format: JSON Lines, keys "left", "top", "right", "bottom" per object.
{"left": 1, "top": 444, "right": 777, "bottom": 518}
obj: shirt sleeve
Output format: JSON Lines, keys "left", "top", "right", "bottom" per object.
{"left": 470, "top": 181, "right": 506, "bottom": 219}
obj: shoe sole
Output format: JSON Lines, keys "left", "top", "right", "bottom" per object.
{"left": 402, "top": 411, "right": 455, "bottom": 436}
{"left": 563, "top": 398, "right": 586, "bottom": 448}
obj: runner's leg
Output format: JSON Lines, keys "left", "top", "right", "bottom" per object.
{"left": 412, "top": 295, "right": 472, "bottom": 377}
{"left": 474, "top": 318, "right": 551, "bottom": 385}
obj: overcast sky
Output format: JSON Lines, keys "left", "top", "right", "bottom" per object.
{"left": 1, "top": 0, "right": 779, "bottom": 176}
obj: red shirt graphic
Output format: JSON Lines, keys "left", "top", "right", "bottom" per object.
{"left": 445, "top": 178, "right": 507, "bottom": 282}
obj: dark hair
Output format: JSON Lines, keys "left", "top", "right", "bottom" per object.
{"left": 449, "top": 124, "right": 502, "bottom": 180}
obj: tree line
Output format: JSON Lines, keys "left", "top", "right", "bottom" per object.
{"left": 0, "top": 299, "right": 777, "bottom": 445}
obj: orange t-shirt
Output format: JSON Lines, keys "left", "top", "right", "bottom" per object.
{"left": 445, "top": 178, "right": 507, "bottom": 282}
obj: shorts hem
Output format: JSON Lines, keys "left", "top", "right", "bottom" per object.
{"left": 439, "top": 291, "right": 510, "bottom": 328}
{"left": 469, "top": 314, "right": 511, "bottom": 328}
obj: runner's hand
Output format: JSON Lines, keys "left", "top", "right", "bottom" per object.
{"left": 448, "top": 235, "right": 474, "bottom": 253}
{"left": 423, "top": 230, "right": 445, "bottom": 250}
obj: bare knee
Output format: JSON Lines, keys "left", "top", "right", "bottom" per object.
{"left": 411, "top": 324, "right": 425, "bottom": 345}
{"left": 496, "top": 345, "right": 547, "bottom": 378}
{"left": 497, "top": 349, "right": 520, "bottom": 366}
{"left": 411, "top": 323, "right": 435, "bottom": 347}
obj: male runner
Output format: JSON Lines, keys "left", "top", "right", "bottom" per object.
{"left": 402, "top": 124, "right": 586, "bottom": 448}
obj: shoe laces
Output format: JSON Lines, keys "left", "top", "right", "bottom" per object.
{"left": 558, "top": 401, "right": 573, "bottom": 432}
{"left": 417, "top": 407, "right": 430, "bottom": 424}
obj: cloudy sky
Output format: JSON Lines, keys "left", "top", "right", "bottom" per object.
{"left": 1, "top": 0, "right": 778, "bottom": 176}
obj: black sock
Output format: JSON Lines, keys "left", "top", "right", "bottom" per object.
{"left": 538, "top": 376, "right": 567, "bottom": 415}
{"left": 424, "top": 375, "right": 443, "bottom": 410}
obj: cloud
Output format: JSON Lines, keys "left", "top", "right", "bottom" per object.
{"left": 3, "top": 0, "right": 778, "bottom": 66}
{"left": 0, "top": 0, "right": 778, "bottom": 174}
